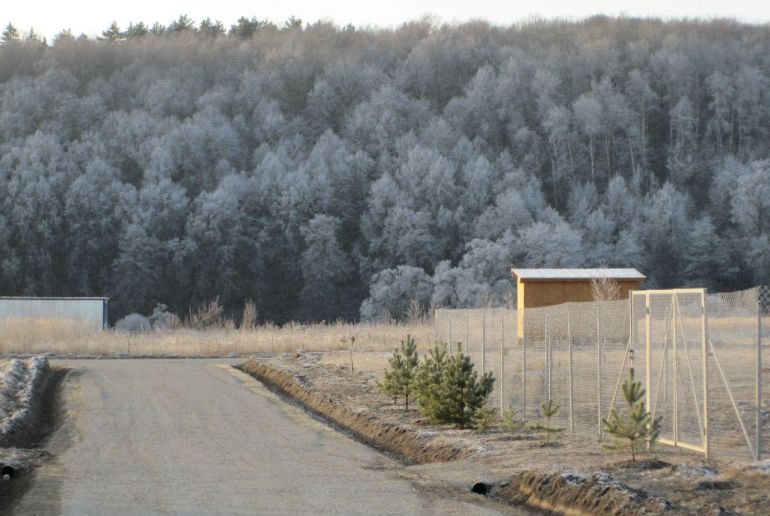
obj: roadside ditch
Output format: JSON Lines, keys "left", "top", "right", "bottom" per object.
{"left": 0, "top": 356, "right": 65, "bottom": 510}
{"left": 240, "top": 353, "right": 765, "bottom": 515}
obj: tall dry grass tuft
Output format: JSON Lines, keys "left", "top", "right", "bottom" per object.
{"left": 241, "top": 300, "right": 257, "bottom": 331}
{"left": 0, "top": 318, "right": 434, "bottom": 357}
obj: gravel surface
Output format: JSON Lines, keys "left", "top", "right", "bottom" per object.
{"left": 11, "top": 359, "right": 512, "bottom": 515}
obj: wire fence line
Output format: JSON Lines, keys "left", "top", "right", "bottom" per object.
{"left": 435, "top": 286, "right": 769, "bottom": 462}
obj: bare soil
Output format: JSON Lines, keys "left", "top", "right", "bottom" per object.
{"left": 242, "top": 351, "right": 770, "bottom": 515}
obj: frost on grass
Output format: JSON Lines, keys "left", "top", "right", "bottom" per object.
{"left": 0, "top": 356, "right": 51, "bottom": 446}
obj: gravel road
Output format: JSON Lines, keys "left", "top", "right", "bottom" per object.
{"left": 12, "top": 359, "right": 511, "bottom": 515}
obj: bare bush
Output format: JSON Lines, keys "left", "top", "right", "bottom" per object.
{"left": 187, "top": 298, "right": 224, "bottom": 330}
{"left": 115, "top": 314, "right": 151, "bottom": 333}
{"left": 591, "top": 275, "right": 620, "bottom": 302}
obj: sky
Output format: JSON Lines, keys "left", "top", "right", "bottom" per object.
{"left": 4, "top": 0, "right": 770, "bottom": 39}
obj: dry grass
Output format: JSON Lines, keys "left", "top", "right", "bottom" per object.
{"left": 0, "top": 318, "right": 434, "bottom": 357}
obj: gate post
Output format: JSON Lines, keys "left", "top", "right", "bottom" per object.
{"left": 645, "top": 293, "right": 652, "bottom": 449}
{"left": 673, "top": 294, "right": 679, "bottom": 447}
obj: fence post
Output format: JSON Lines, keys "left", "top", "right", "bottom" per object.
{"left": 522, "top": 334, "right": 527, "bottom": 419}
{"left": 434, "top": 309, "right": 439, "bottom": 345}
{"left": 545, "top": 314, "right": 550, "bottom": 401}
{"left": 481, "top": 308, "right": 486, "bottom": 373}
{"left": 546, "top": 317, "right": 553, "bottom": 400}
{"left": 702, "top": 290, "right": 710, "bottom": 460}
{"left": 448, "top": 314, "right": 452, "bottom": 355}
{"left": 465, "top": 312, "right": 469, "bottom": 355}
{"left": 567, "top": 309, "right": 575, "bottom": 433}
{"left": 500, "top": 309, "right": 505, "bottom": 415}
{"left": 757, "top": 289, "right": 763, "bottom": 461}
{"left": 597, "top": 304, "right": 602, "bottom": 438}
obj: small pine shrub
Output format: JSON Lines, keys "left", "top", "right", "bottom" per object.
{"left": 602, "top": 367, "right": 662, "bottom": 461}
{"left": 474, "top": 407, "right": 498, "bottom": 432}
{"left": 413, "top": 345, "right": 447, "bottom": 412}
{"left": 378, "top": 335, "right": 419, "bottom": 410}
{"left": 501, "top": 407, "right": 526, "bottom": 434}
{"left": 415, "top": 348, "right": 495, "bottom": 429}
{"left": 531, "top": 399, "right": 563, "bottom": 444}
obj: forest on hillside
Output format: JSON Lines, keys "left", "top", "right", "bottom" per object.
{"left": 0, "top": 16, "right": 769, "bottom": 323}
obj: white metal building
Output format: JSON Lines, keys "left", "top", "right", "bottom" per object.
{"left": 0, "top": 297, "right": 109, "bottom": 329}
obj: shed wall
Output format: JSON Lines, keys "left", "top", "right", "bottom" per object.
{"left": 0, "top": 299, "right": 107, "bottom": 329}
{"left": 516, "top": 279, "right": 642, "bottom": 337}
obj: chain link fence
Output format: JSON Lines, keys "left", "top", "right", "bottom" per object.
{"left": 435, "top": 286, "right": 769, "bottom": 462}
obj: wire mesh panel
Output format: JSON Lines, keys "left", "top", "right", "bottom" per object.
{"left": 707, "top": 288, "right": 763, "bottom": 461}
{"left": 435, "top": 308, "right": 517, "bottom": 415}
{"left": 434, "top": 286, "right": 767, "bottom": 462}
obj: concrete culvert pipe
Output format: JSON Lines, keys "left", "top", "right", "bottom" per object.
{"left": 1, "top": 465, "right": 14, "bottom": 480}
{"left": 471, "top": 481, "right": 491, "bottom": 495}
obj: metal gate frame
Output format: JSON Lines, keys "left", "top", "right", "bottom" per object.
{"left": 625, "top": 289, "right": 710, "bottom": 458}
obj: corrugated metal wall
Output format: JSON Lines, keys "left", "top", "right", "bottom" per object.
{"left": 0, "top": 298, "right": 108, "bottom": 329}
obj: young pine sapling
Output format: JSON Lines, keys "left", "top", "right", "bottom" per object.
{"left": 378, "top": 335, "right": 419, "bottom": 410}
{"left": 533, "top": 399, "right": 563, "bottom": 444}
{"left": 602, "top": 367, "right": 662, "bottom": 461}
{"left": 501, "top": 407, "right": 526, "bottom": 434}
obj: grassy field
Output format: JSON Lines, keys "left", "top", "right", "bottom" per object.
{"left": 0, "top": 318, "right": 434, "bottom": 357}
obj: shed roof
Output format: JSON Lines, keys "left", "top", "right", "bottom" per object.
{"left": 511, "top": 268, "right": 645, "bottom": 281}
{"left": 0, "top": 297, "right": 109, "bottom": 301}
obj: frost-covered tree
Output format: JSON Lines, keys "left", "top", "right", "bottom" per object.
{"left": 360, "top": 266, "right": 432, "bottom": 321}
{"left": 299, "top": 215, "right": 355, "bottom": 321}
{"left": 518, "top": 220, "right": 584, "bottom": 267}
{"left": 0, "top": 17, "right": 768, "bottom": 321}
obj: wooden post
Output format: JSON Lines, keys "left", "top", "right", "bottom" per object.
{"left": 673, "top": 294, "right": 678, "bottom": 447}
{"left": 567, "top": 311, "right": 575, "bottom": 433}
{"left": 481, "top": 308, "right": 486, "bottom": 373}
{"left": 645, "top": 294, "right": 652, "bottom": 450}
{"left": 597, "top": 304, "right": 602, "bottom": 438}
{"left": 434, "top": 309, "right": 439, "bottom": 345}
{"left": 702, "top": 290, "right": 710, "bottom": 459}
{"left": 448, "top": 313, "right": 452, "bottom": 355}
{"left": 500, "top": 309, "right": 505, "bottom": 415}
{"left": 757, "top": 291, "right": 762, "bottom": 460}
{"left": 465, "top": 312, "right": 469, "bottom": 355}
{"left": 522, "top": 335, "right": 527, "bottom": 419}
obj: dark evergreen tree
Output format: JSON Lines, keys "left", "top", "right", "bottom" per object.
{"left": 100, "top": 21, "right": 123, "bottom": 42}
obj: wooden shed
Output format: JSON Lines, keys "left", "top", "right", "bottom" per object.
{"left": 511, "top": 268, "right": 645, "bottom": 337}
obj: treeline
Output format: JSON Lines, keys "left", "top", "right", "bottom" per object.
{"left": 0, "top": 16, "right": 769, "bottom": 323}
